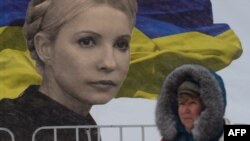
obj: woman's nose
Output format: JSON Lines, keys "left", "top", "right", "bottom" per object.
{"left": 97, "top": 46, "right": 117, "bottom": 73}
{"left": 183, "top": 106, "right": 190, "bottom": 113}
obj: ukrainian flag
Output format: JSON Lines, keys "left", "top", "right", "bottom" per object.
{"left": 0, "top": 0, "right": 242, "bottom": 100}
{"left": 0, "top": 0, "right": 41, "bottom": 100}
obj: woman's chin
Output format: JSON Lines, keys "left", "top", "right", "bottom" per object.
{"left": 88, "top": 95, "right": 114, "bottom": 105}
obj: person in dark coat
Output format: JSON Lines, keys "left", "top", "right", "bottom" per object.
{"left": 156, "top": 64, "right": 227, "bottom": 141}
{"left": 0, "top": 0, "right": 137, "bottom": 140}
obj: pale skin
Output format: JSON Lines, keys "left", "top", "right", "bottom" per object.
{"left": 34, "top": 4, "right": 132, "bottom": 117}
{"left": 178, "top": 94, "right": 203, "bottom": 133}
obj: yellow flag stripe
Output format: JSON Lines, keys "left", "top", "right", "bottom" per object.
{"left": 0, "top": 26, "right": 242, "bottom": 99}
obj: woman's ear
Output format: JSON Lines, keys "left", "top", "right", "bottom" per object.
{"left": 34, "top": 32, "right": 52, "bottom": 64}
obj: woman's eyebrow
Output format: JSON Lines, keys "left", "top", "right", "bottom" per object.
{"left": 73, "top": 31, "right": 102, "bottom": 38}
{"left": 116, "top": 35, "right": 131, "bottom": 40}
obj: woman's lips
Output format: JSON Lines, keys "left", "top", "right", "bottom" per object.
{"left": 87, "top": 80, "right": 117, "bottom": 90}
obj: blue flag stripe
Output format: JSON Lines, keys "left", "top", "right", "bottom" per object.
{"left": 0, "top": 0, "right": 28, "bottom": 26}
{"left": 136, "top": 16, "right": 230, "bottom": 38}
{"left": 137, "top": 0, "right": 213, "bottom": 27}
{"left": 0, "top": 0, "right": 232, "bottom": 40}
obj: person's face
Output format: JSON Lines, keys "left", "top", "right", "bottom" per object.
{"left": 47, "top": 5, "right": 131, "bottom": 106}
{"left": 178, "top": 94, "right": 202, "bottom": 132}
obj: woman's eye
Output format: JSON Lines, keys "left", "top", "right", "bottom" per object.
{"left": 115, "top": 39, "right": 129, "bottom": 51}
{"left": 178, "top": 101, "right": 184, "bottom": 105}
{"left": 190, "top": 101, "right": 197, "bottom": 105}
{"left": 78, "top": 37, "right": 95, "bottom": 48}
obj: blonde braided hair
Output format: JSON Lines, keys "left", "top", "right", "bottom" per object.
{"left": 23, "top": 0, "right": 51, "bottom": 72}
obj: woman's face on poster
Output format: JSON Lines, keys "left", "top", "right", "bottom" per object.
{"left": 46, "top": 5, "right": 131, "bottom": 105}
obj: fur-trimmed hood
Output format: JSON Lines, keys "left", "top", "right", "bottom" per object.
{"left": 156, "top": 64, "right": 226, "bottom": 141}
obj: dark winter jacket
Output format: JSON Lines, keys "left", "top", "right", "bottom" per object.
{"left": 0, "top": 85, "right": 99, "bottom": 141}
{"left": 156, "top": 64, "right": 226, "bottom": 141}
